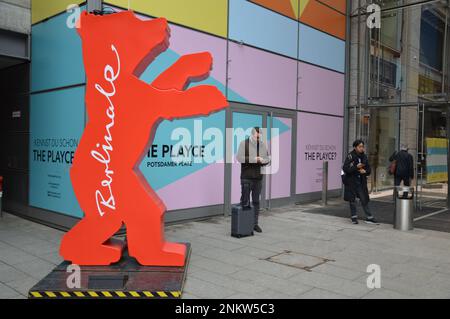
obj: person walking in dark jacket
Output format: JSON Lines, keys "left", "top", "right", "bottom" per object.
{"left": 237, "top": 127, "right": 270, "bottom": 233}
{"left": 389, "top": 144, "right": 414, "bottom": 199}
{"left": 343, "top": 140, "right": 379, "bottom": 225}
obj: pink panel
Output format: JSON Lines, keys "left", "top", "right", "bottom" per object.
{"left": 231, "top": 154, "right": 242, "bottom": 204}
{"left": 167, "top": 24, "right": 227, "bottom": 84}
{"left": 298, "top": 62, "right": 344, "bottom": 116}
{"left": 228, "top": 42, "right": 297, "bottom": 109}
{"left": 296, "top": 113, "right": 343, "bottom": 194}
{"left": 157, "top": 163, "right": 224, "bottom": 211}
{"left": 266, "top": 120, "right": 292, "bottom": 199}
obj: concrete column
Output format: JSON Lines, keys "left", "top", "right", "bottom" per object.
{"left": 0, "top": 0, "right": 30, "bottom": 34}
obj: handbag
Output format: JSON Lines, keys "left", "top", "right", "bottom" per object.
{"left": 388, "top": 160, "right": 397, "bottom": 175}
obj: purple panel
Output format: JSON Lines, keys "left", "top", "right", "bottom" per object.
{"left": 228, "top": 42, "right": 297, "bottom": 109}
{"left": 298, "top": 62, "right": 344, "bottom": 116}
{"left": 156, "top": 163, "right": 224, "bottom": 211}
{"left": 296, "top": 113, "right": 343, "bottom": 194}
{"left": 266, "top": 119, "right": 292, "bottom": 199}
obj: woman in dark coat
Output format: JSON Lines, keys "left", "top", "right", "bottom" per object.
{"left": 343, "top": 140, "right": 379, "bottom": 225}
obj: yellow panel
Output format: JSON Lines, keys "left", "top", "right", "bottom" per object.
{"left": 105, "top": 0, "right": 228, "bottom": 37}
{"left": 32, "top": 0, "right": 85, "bottom": 24}
{"left": 289, "top": 0, "right": 300, "bottom": 19}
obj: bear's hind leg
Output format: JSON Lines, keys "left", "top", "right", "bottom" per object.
{"left": 60, "top": 215, "right": 123, "bottom": 265}
{"left": 123, "top": 179, "right": 186, "bottom": 266}
{"left": 125, "top": 212, "right": 187, "bottom": 267}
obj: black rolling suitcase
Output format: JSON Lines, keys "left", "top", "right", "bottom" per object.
{"left": 231, "top": 205, "right": 254, "bottom": 238}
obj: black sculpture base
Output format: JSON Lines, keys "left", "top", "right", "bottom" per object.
{"left": 28, "top": 242, "right": 191, "bottom": 299}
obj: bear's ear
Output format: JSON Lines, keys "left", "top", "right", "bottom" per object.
{"left": 76, "top": 11, "right": 93, "bottom": 37}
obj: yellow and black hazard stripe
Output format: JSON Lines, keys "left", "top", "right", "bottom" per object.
{"left": 29, "top": 290, "right": 181, "bottom": 299}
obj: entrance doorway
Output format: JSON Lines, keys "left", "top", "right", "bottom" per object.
{"left": 417, "top": 102, "right": 450, "bottom": 210}
{"left": 363, "top": 102, "right": 450, "bottom": 231}
{"left": 224, "top": 103, "right": 297, "bottom": 215}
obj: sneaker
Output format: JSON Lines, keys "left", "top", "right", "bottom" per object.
{"left": 364, "top": 218, "right": 379, "bottom": 225}
{"left": 254, "top": 225, "right": 262, "bottom": 233}
{"left": 351, "top": 217, "right": 359, "bottom": 224}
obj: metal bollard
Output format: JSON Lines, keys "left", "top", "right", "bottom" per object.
{"left": 322, "top": 161, "right": 328, "bottom": 206}
{"left": 394, "top": 186, "right": 414, "bottom": 231}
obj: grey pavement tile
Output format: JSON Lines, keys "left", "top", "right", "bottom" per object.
{"left": 231, "top": 246, "right": 279, "bottom": 259}
{"left": 225, "top": 288, "right": 296, "bottom": 299}
{"left": 0, "top": 232, "right": 40, "bottom": 247}
{"left": 229, "top": 269, "right": 313, "bottom": 297}
{"left": 194, "top": 236, "right": 244, "bottom": 251}
{"left": 190, "top": 270, "right": 266, "bottom": 294}
{"left": 186, "top": 265, "right": 204, "bottom": 275}
{"left": 0, "top": 283, "right": 22, "bottom": 299}
{"left": 242, "top": 259, "right": 304, "bottom": 279}
{"left": 369, "top": 277, "right": 433, "bottom": 298}
{"left": 270, "top": 239, "right": 345, "bottom": 258}
{"left": 0, "top": 248, "right": 41, "bottom": 265}
{"left": 195, "top": 248, "right": 258, "bottom": 266}
{"left": 38, "top": 251, "right": 64, "bottom": 265}
{"left": 13, "top": 258, "right": 56, "bottom": 280}
{"left": 18, "top": 241, "right": 59, "bottom": 256}
{"left": 5, "top": 275, "right": 39, "bottom": 297}
{"left": 298, "top": 288, "right": 350, "bottom": 299}
{"left": 290, "top": 270, "right": 372, "bottom": 298}
{"left": 312, "top": 262, "right": 366, "bottom": 281}
{"left": 183, "top": 276, "right": 237, "bottom": 299}
{"left": 362, "top": 288, "right": 416, "bottom": 299}
{"left": 181, "top": 293, "right": 201, "bottom": 299}
{"left": 190, "top": 256, "right": 242, "bottom": 275}
{"left": 0, "top": 262, "right": 31, "bottom": 284}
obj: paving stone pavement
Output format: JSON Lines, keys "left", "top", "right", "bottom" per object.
{"left": 1, "top": 199, "right": 450, "bottom": 299}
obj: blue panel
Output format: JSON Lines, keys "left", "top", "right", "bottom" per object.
{"left": 31, "top": 7, "right": 86, "bottom": 92}
{"left": 232, "top": 112, "right": 263, "bottom": 153}
{"left": 299, "top": 23, "right": 345, "bottom": 73}
{"left": 139, "top": 111, "right": 226, "bottom": 191}
{"left": 229, "top": 0, "right": 298, "bottom": 59}
{"left": 29, "top": 86, "right": 85, "bottom": 218}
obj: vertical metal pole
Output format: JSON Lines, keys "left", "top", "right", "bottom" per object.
{"left": 343, "top": 0, "right": 352, "bottom": 198}
{"left": 223, "top": 0, "right": 231, "bottom": 217}
{"left": 322, "top": 161, "right": 329, "bottom": 206}
{"left": 420, "top": 103, "right": 425, "bottom": 210}
{"left": 414, "top": 104, "right": 420, "bottom": 209}
{"left": 268, "top": 112, "right": 273, "bottom": 211}
{"left": 442, "top": 3, "right": 448, "bottom": 94}
{"left": 87, "top": 0, "right": 102, "bottom": 13}
{"left": 224, "top": 107, "right": 233, "bottom": 217}
{"left": 446, "top": 104, "right": 450, "bottom": 208}
{"left": 357, "top": 0, "right": 362, "bottom": 138}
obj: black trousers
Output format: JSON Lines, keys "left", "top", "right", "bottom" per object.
{"left": 240, "top": 178, "right": 262, "bottom": 226}
{"left": 394, "top": 175, "right": 411, "bottom": 199}
{"left": 349, "top": 185, "right": 373, "bottom": 219}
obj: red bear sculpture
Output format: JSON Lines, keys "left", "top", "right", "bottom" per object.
{"left": 59, "top": 11, "right": 228, "bottom": 266}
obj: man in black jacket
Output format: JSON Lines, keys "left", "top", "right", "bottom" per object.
{"left": 389, "top": 144, "right": 414, "bottom": 198}
{"left": 343, "top": 140, "right": 379, "bottom": 225}
{"left": 237, "top": 127, "right": 270, "bottom": 233}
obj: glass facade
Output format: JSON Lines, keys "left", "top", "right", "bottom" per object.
{"left": 348, "top": 0, "right": 450, "bottom": 203}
